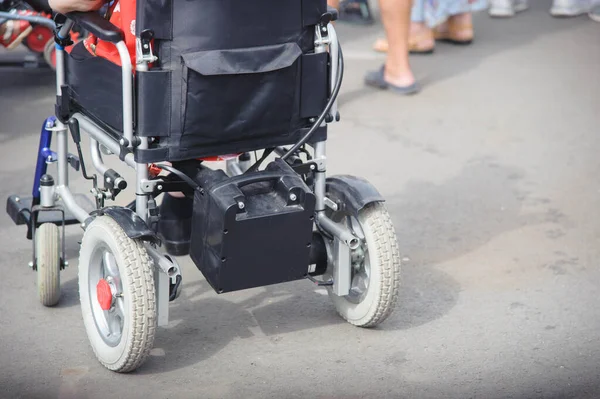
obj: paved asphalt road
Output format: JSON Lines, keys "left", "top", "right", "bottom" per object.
{"left": 1, "top": 2, "right": 599, "bottom": 398}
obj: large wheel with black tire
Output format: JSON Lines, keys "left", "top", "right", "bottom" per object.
{"left": 325, "top": 200, "right": 401, "bottom": 328}
{"left": 36, "top": 223, "right": 61, "bottom": 306}
{"left": 79, "top": 216, "right": 156, "bottom": 373}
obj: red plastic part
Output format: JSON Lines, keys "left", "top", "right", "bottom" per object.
{"left": 96, "top": 279, "right": 113, "bottom": 311}
{"left": 25, "top": 25, "right": 53, "bottom": 53}
{"left": 200, "top": 154, "right": 241, "bottom": 162}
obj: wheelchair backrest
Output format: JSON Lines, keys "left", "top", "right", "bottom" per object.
{"left": 67, "top": 0, "right": 331, "bottom": 162}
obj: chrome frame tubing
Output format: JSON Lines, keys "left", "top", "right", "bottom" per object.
{"left": 327, "top": 23, "right": 339, "bottom": 125}
{"left": 89, "top": 139, "right": 108, "bottom": 176}
{"left": 0, "top": 11, "right": 56, "bottom": 29}
{"left": 312, "top": 27, "right": 358, "bottom": 247}
{"left": 313, "top": 25, "right": 354, "bottom": 295}
{"left": 49, "top": 19, "right": 170, "bottom": 322}
{"left": 74, "top": 114, "right": 136, "bottom": 169}
{"left": 51, "top": 20, "right": 90, "bottom": 224}
{"left": 51, "top": 19, "right": 142, "bottom": 223}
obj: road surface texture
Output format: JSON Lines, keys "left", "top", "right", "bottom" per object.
{"left": 0, "top": 2, "right": 599, "bottom": 398}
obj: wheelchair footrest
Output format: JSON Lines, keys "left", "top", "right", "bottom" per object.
{"left": 6, "top": 194, "right": 95, "bottom": 227}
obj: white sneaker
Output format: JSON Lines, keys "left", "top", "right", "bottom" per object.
{"left": 550, "top": 0, "right": 590, "bottom": 16}
{"left": 489, "top": 0, "right": 529, "bottom": 17}
{"left": 590, "top": 3, "right": 600, "bottom": 21}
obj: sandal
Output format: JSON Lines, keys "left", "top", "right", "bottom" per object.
{"left": 433, "top": 21, "right": 474, "bottom": 45}
{"left": 364, "top": 66, "right": 420, "bottom": 95}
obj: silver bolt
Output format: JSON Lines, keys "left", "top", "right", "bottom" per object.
{"left": 310, "top": 165, "right": 316, "bottom": 171}
{"left": 157, "top": 185, "right": 163, "bottom": 191}
{"left": 321, "top": 26, "right": 327, "bottom": 32}
{"left": 289, "top": 193, "right": 297, "bottom": 201}
{"left": 28, "top": 261, "right": 34, "bottom": 268}
{"left": 238, "top": 201, "right": 245, "bottom": 210}
{"left": 15, "top": 197, "right": 20, "bottom": 202}
{"left": 106, "top": 177, "right": 112, "bottom": 183}
{"left": 309, "top": 118, "right": 316, "bottom": 123}
{"left": 119, "top": 138, "right": 126, "bottom": 146}
{"left": 64, "top": 261, "right": 69, "bottom": 267}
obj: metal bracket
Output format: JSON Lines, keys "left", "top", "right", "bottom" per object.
{"left": 47, "top": 124, "right": 68, "bottom": 134}
{"left": 314, "top": 23, "right": 331, "bottom": 50}
{"left": 145, "top": 243, "right": 183, "bottom": 329}
{"left": 324, "top": 197, "right": 338, "bottom": 211}
{"left": 140, "top": 178, "right": 164, "bottom": 194}
{"left": 332, "top": 237, "right": 351, "bottom": 296}
{"left": 67, "top": 153, "right": 80, "bottom": 171}
{"left": 145, "top": 244, "right": 182, "bottom": 286}
{"left": 312, "top": 156, "right": 326, "bottom": 172}
{"left": 307, "top": 275, "right": 333, "bottom": 286}
{"left": 136, "top": 29, "right": 158, "bottom": 65}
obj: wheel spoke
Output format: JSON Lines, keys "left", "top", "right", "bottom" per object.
{"left": 115, "top": 296, "right": 126, "bottom": 321}
{"left": 107, "top": 310, "right": 122, "bottom": 339}
{"left": 354, "top": 271, "right": 369, "bottom": 292}
{"left": 349, "top": 216, "right": 365, "bottom": 240}
{"left": 106, "top": 297, "right": 125, "bottom": 339}
{"left": 102, "top": 252, "right": 119, "bottom": 278}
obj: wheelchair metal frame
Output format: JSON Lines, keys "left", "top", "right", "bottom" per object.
{"left": 21, "top": 18, "right": 360, "bottom": 326}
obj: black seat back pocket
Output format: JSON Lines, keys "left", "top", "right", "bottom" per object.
{"left": 181, "top": 43, "right": 302, "bottom": 147}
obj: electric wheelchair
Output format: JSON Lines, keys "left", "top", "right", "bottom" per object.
{"left": 5, "top": 0, "right": 401, "bottom": 373}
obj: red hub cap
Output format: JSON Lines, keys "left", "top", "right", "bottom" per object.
{"left": 96, "top": 279, "right": 113, "bottom": 311}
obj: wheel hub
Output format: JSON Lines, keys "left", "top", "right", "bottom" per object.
{"left": 96, "top": 279, "right": 114, "bottom": 311}
{"left": 90, "top": 248, "right": 125, "bottom": 346}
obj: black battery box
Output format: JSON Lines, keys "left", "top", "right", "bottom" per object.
{"left": 190, "top": 159, "right": 316, "bottom": 293}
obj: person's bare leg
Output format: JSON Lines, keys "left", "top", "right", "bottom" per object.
{"left": 379, "top": 0, "right": 416, "bottom": 86}
{"left": 328, "top": 0, "right": 340, "bottom": 10}
{"left": 440, "top": 12, "right": 473, "bottom": 41}
{"left": 373, "top": 21, "right": 434, "bottom": 53}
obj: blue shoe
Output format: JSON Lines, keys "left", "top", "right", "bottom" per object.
{"left": 364, "top": 66, "right": 420, "bottom": 95}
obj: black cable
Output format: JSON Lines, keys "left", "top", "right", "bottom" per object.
{"left": 282, "top": 43, "right": 344, "bottom": 161}
{"left": 154, "top": 164, "right": 200, "bottom": 190}
{"left": 246, "top": 147, "right": 275, "bottom": 173}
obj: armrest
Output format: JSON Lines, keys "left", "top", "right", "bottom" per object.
{"left": 66, "top": 11, "right": 123, "bottom": 43}
{"left": 327, "top": 6, "right": 339, "bottom": 21}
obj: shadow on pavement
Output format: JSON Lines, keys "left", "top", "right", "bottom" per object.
{"left": 135, "top": 156, "right": 557, "bottom": 374}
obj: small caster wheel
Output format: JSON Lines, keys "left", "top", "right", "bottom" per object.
{"left": 36, "top": 223, "right": 61, "bottom": 306}
{"left": 325, "top": 201, "right": 401, "bottom": 328}
{"left": 79, "top": 216, "right": 156, "bottom": 373}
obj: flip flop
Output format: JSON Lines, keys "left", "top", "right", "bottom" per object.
{"left": 364, "top": 66, "right": 420, "bottom": 95}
